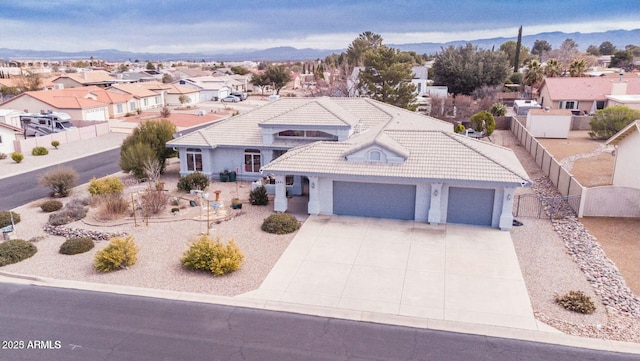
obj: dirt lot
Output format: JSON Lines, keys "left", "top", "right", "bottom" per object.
{"left": 537, "top": 131, "right": 615, "bottom": 187}
{"left": 501, "top": 130, "right": 639, "bottom": 297}
{"left": 579, "top": 217, "right": 640, "bottom": 296}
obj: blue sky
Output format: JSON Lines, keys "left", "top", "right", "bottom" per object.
{"left": 0, "top": 0, "right": 638, "bottom": 53}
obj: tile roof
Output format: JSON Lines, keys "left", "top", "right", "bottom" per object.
{"left": 3, "top": 88, "right": 108, "bottom": 110}
{"left": 167, "top": 97, "right": 451, "bottom": 149}
{"left": 108, "top": 83, "right": 161, "bottom": 98}
{"left": 606, "top": 120, "right": 640, "bottom": 145}
{"left": 263, "top": 130, "right": 530, "bottom": 185}
{"left": 53, "top": 70, "right": 116, "bottom": 85}
{"left": 541, "top": 77, "right": 640, "bottom": 101}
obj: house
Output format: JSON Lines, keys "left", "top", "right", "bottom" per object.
{"left": 0, "top": 109, "right": 22, "bottom": 128}
{"left": 525, "top": 109, "right": 572, "bottom": 138}
{"left": 175, "top": 76, "right": 232, "bottom": 101}
{"left": 0, "top": 88, "right": 110, "bottom": 121}
{"left": 51, "top": 70, "right": 118, "bottom": 88}
{"left": 167, "top": 97, "right": 531, "bottom": 230}
{"left": 164, "top": 84, "right": 201, "bottom": 106}
{"left": 606, "top": 120, "right": 640, "bottom": 189}
{"left": 107, "top": 82, "right": 165, "bottom": 111}
{"left": 537, "top": 76, "right": 640, "bottom": 114}
{"left": 171, "top": 67, "right": 211, "bottom": 80}
{"left": 0, "top": 122, "right": 22, "bottom": 154}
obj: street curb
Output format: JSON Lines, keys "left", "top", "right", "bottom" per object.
{"left": 1, "top": 270, "right": 639, "bottom": 355}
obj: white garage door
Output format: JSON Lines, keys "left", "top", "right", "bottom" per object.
{"left": 85, "top": 108, "right": 106, "bottom": 121}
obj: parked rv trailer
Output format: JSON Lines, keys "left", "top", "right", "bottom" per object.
{"left": 20, "top": 112, "right": 76, "bottom": 136}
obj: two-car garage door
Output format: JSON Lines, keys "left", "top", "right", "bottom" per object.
{"left": 333, "top": 181, "right": 416, "bottom": 220}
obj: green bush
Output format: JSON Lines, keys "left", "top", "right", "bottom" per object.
{"left": 60, "top": 237, "right": 95, "bottom": 255}
{"left": 470, "top": 110, "right": 496, "bottom": 136}
{"left": 0, "top": 239, "right": 37, "bottom": 266}
{"left": 490, "top": 102, "right": 507, "bottom": 117}
{"left": 94, "top": 236, "right": 138, "bottom": 272}
{"left": 177, "top": 172, "right": 209, "bottom": 192}
{"left": 11, "top": 152, "right": 24, "bottom": 163}
{"left": 32, "top": 146, "right": 49, "bottom": 156}
{"left": 261, "top": 213, "right": 300, "bottom": 234}
{"left": 40, "top": 200, "right": 63, "bottom": 213}
{"left": 555, "top": 291, "right": 596, "bottom": 314}
{"left": 0, "top": 152, "right": 7, "bottom": 160}
{"left": 119, "top": 119, "right": 176, "bottom": 179}
{"left": 88, "top": 176, "right": 125, "bottom": 196}
{"left": 588, "top": 106, "right": 640, "bottom": 140}
{"left": 0, "top": 211, "right": 21, "bottom": 228}
{"left": 51, "top": 140, "right": 60, "bottom": 149}
{"left": 39, "top": 166, "right": 78, "bottom": 197}
{"left": 454, "top": 124, "right": 466, "bottom": 133}
{"left": 48, "top": 199, "right": 88, "bottom": 226}
{"left": 249, "top": 186, "right": 269, "bottom": 206}
{"left": 181, "top": 235, "right": 244, "bottom": 276}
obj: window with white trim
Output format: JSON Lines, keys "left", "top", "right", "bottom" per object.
{"left": 560, "top": 100, "right": 578, "bottom": 110}
{"left": 186, "top": 148, "right": 202, "bottom": 171}
{"left": 244, "top": 149, "right": 261, "bottom": 173}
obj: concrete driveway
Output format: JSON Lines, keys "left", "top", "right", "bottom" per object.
{"left": 241, "top": 215, "right": 542, "bottom": 330}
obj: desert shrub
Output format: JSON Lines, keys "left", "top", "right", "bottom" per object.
{"left": 177, "top": 172, "right": 209, "bottom": 192}
{"left": 0, "top": 152, "right": 7, "bottom": 159}
{"left": 94, "top": 236, "right": 139, "bottom": 272}
{"left": 60, "top": 237, "right": 95, "bottom": 255}
{"left": 96, "top": 194, "right": 130, "bottom": 220}
{"left": 160, "top": 106, "right": 171, "bottom": 118}
{"left": 119, "top": 119, "right": 176, "bottom": 179}
{"left": 32, "top": 146, "right": 49, "bottom": 156}
{"left": 39, "top": 166, "right": 78, "bottom": 197}
{"left": 490, "top": 102, "right": 507, "bottom": 117}
{"left": 261, "top": 213, "right": 300, "bottom": 234}
{"left": 140, "top": 188, "right": 168, "bottom": 215}
{"left": 0, "top": 211, "right": 21, "bottom": 228}
{"left": 589, "top": 106, "right": 640, "bottom": 140}
{"left": 40, "top": 200, "right": 63, "bottom": 213}
{"left": 181, "top": 235, "right": 244, "bottom": 276}
{"left": 0, "top": 239, "right": 37, "bottom": 266}
{"left": 555, "top": 291, "right": 596, "bottom": 314}
{"left": 48, "top": 199, "right": 88, "bottom": 226}
{"left": 249, "top": 185, "right": 269, "bottom": 206}
{"left": 470, "top": 110, "right": 496, "bottom": 136}
{"left": 11, "top": 152, "right": 24, "bottom": 163}
{"left": 51, "top": 140, "right": 60, "bottom": 149}
{"left": 88, "top": 176, "right": 125, "bottom": 196}
{"left": 454, "top": 124, "right": 466, "bottom": 133}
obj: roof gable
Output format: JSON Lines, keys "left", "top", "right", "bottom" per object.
{"left": 259, "top": 98, "right": 360, "bottom": 128}
{"left": 344, "top": 132, "right": 409, "bottom": 163}
{"left": 606, "top": 120, "right": 640, "bottom": 145}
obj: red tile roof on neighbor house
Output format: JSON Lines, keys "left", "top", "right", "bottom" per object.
{"left": 541, "top": 77, "right": 640, "bottom": 101}
{"left": 3, "top": 88, "right": 108, "bottom": 110}
{"left": 52, "top": 70, "right": 116, "bottom": 85}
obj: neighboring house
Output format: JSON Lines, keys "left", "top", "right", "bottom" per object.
{"left": 112, "top": 71, "right": 159, "bottom": 83}
{"left": 0, "top": 108, "right": 22, "bottom": 128}
{"left": 537, "top": 76, "right": 640, "bottom": 114}
{"left": 168, "top": 97, "right": 531, "bottom": 230}
{"left": 411, "top": 65, "right": 429, "bottom": 97}
{"left": 171, "top": 67, "right": 211, "bottom": 80}
{"left": 606, "top": 120, "right": 640, "bottom": 189}
{"left": 175, "top": 76, "right": 231, "bottom": 101}
{"left": 165, "top": 84, "right": 201, "bottom": 106}
{"left": 0, "top": 122, "right": 22, "bottom": 154}
{"left": 525, "top": 109, "right": 572, "bottom": 138}
{"left": 0, "top": 88, "right": 110, "bottom": 121}
{"left": 80, "top": 87, "right": 134, "bottom": 118}
{"left": 107, "top": 82, "right": 165, "bottom": 111}
{"left": 51, "top": 70, "right": 118, "bottom": 88}
{"left": 606, "top": 94, "right": 640, "bottom": 110}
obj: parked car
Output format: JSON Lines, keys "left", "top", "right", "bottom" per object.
{"left": 221, "top": 95, "right": 240, "bottom": 103}
{"left": 230, "top": 92, "right": 247, "bottom": 101}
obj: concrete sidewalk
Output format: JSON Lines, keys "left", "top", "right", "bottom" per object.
{"left": 0, "top": 132, "right": 127, "bottom": 180}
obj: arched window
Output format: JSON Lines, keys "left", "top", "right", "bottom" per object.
{"left": 368, "top": 150, "right": 382, "bottom": 161}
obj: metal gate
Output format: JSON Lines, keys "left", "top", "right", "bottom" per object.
{"left": 513, "top": 194, "right": 580, "bottom": 219}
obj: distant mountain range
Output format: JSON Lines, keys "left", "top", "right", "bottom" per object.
{"left": 0, "top": 29, "right": 637, "bottom": 62}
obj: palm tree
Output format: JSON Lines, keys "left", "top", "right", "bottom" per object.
{"left": 569, "top": 59, "right": 586, "bottom": 77}
{"left": 544, "top": 58, "right": 562, "bottom": 77}
{"left": 523, "top": 60, "right": 544, "bottom": 86}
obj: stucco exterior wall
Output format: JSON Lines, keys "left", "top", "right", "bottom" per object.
{"left": 612, "top": 130, "right": 640, "bottom": 188}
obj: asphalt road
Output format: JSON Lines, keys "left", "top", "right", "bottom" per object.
{"left": 0, "top": 148, "right": 121, "bottom": 210}
{"left": 0, "top": 283, "right": 636, "bottom": 361}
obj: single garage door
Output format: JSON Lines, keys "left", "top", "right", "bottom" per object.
{"left": 333, "top": 181, "right": 416, "bottom": 220}
{"left": 447, "top": 187, "right": 495, "bottom": 226}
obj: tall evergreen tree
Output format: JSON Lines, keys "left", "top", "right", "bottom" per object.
{"left": 514, "top": 26, "right": 523, "bottom": 72}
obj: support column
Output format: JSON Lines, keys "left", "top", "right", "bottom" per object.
{"left": 274, "top": 175, "right": 288, "bottom": 213}
{"left": 307, "top": 176, "right": 319, "bottom": 215}
{"left": 499, "top": 187, "right": 516, "bottom": 230}
{"left": 427, "top": 183, "right": 443, "bottom": 225}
